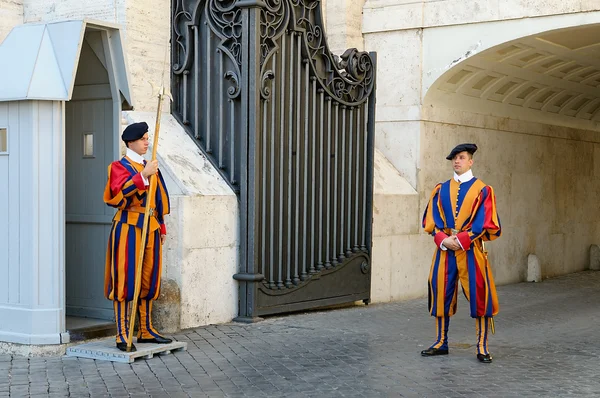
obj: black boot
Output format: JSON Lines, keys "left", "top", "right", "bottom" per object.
{"left": 477, "top": 353, "right": 492, "bottom": 363}
{"left": 421, "top": 347, "right": 449, "bottom": 356}
{"left": 114, "top": 301, "right": 136, "bottom": 352}
{"left": 137, "top": 299, "right": 173, "bottom": 344}
{"left": 476, "top": 317, "right": 493, "bottom": 364}
{"left": 116, "top": 342, "right": 137, "bottom": 352}
{"left": 421, "top": 316, "right": 450, "bottom": 357}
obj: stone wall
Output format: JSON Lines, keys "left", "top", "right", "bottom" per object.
{"left": 420, "top": 107, "right": 600, "bottom": 283}
{"left": 363, "top": 29, "right": 422, "bottom": 188}
{"left": 23, "top": 0, "right": 125, "bottom": 24}
{"left": 122, "top": 0, "right": 170, "bottom": 112}
{"left": 0, "top": 0, "right": 23, "bottom": 43}
{"left": 370, "top": 104, "right": 600, "bottom": 302}
{"left": 323, "top": 0, "right": 366, "bottom": 55}
{"left": 363, "top": 0, "right": 600, "bottom": 33}
{"left": 371, "top": 149, "right": 431, "bottom": 302}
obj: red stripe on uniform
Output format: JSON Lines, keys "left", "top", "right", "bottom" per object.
{"left": 109, "top": 162, "right": 133, "bottom": 196}
{"left": 482, "top": 188, "right": 497, "bottom": 230}
{"left": 475, "top": 256, "right": 486, "bottom": 316}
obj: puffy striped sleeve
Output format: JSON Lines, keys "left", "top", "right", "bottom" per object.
{"left": 155, "top": 170, "right": 171, "bottom": 235}
{"left": 422, "top": 183, "right": 449, "bottom": 248}
{"left": 456, "top": 185, "right": 501, "bottom": 248}
{"left": 103, "top": 161, "right": 147, "bottom": 209}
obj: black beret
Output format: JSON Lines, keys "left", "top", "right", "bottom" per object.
{"left": 121, "top": 122, "right": 148, "bottom": 142}
{"left": 446, "top": 143, "right": 478, "bottom": 160}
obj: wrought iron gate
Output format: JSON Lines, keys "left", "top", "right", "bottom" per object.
{"left": 172, "top": 0, "right": 377, "bottom": 319}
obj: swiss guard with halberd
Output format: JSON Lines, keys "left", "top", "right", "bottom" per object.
{"left": 103, "top": 121, "right": 172, "bottom": 352}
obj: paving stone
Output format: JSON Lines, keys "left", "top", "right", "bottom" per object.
{"left": 4, "top": 272, "right": 600, "bottom": 396}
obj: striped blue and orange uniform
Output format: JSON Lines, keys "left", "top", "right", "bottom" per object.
{"left": 422, "top": 177, "right": 501, "bottom": 354}
{"left": 103, "top": 156, "right": 170, "bottom": 343}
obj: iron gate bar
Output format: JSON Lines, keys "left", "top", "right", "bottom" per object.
{"left": 347, "top": 106, "right": 353, "bottom": 257}
{"left": 339, "top": 105, "right": 346, "bottom": 261}
{"left": 325, "top": 96, "right": 331, "bottom": 269}
{"left": 332, "top": 101, "right": 338, "bottom": 267}
{"left": 206, "top": 32, "right": 211, "bottom": 151}
{"left": 287, "top": 42, "right": 294, "bottom": 286}
{"left": 302, "top": 60, "right": 309, "bottom": 280}
{"left": 193, "top": 26, "right": 198, "bottom": 136}
{"left": 171, "top": 0, "right": 376, "bottom": 320}
{"left": 278, "top": 35, "right": 285, "bottom": 290}
{"left": 310, "top": 76, "right": 316, "bottom": 275}
{"left": 294, "top": 35, "right": 302, "bottom": 286}
{"left": 219, "top": 49, "right": 224, "bottom": 166}
{"left": 317, "top": 88, "right": 324, "bottom": 270}
{"left": 366, "top": 54, "right": 377, "bottom": 251}
{"left": 355, "top": 107, "right": 360, "bottom": 252}
{"left": 269, "top": 54, "right": 275, "bottom": 289}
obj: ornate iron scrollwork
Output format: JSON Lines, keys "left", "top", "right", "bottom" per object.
{"left": 173, "top": 0, "right": 374, "bottom": 105}
{"left": 206, "top": 1, "right": 243, "bottom": 66}
{"left": 259, "top": 0, "right": 290, "bottom": 66}
{"left": 260, "top": 70, "right": 275, "bottom": 100}
{"left": 172, "top": 0, "right": 243, "bottom": 77}
{"left": 290, "top": 0, "right": 374, "bottom": 106}
{"left": 172, "top": 0, "right": 194, "bottom": 73}
{"left": 225, "top": 70, "right": 242, "bottom": 99}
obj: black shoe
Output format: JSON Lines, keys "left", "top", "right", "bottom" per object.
{"left": 116, "top": 342, "right": 136, "bottom": 352}
{"left": 137, "top": 335, "right": 173, "bottom": 344}
{"left": 421, "top": 347, "right": 449, "bottom": 356}
{"left": 477, "top": 353, "right": 492, "bottom": 363}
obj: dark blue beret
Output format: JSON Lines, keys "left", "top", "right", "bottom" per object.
{"left": 121, "top": 122, "right": 148, "bottom": 142}
{"left": 446, "top": 143, "right": 478, "bottom": 160}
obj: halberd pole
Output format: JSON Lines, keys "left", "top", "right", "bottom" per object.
{"left": 126, "top": 43, "right": 172, "bottom": 352}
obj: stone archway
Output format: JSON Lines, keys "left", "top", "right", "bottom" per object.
{"left": 425, "top": 23, "right": 600, "bottom": 129}
{"left": 421, "top": 21, "right": 600, "bottom": 284}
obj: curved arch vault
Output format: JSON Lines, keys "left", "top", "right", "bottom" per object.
{"left": 426, "top": 23, "right": 600, "bottom": 130}
{"left": 420, "top": 18, "right": 600, "bottom": 282}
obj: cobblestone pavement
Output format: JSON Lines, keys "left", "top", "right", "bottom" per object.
{"left": 2, "top": 271, "right": 600, "bottom": 398}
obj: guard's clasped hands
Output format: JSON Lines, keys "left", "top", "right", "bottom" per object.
{"left": 442, "top": 236, "right": 462, "bottom": 251}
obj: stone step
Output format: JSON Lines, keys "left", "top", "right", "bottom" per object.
{"left": 66, "top": 317, "right": 116, "bottom": 342}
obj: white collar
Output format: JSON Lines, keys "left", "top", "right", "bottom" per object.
{"left": 453, "top": 169, "right": 474, "bottom": 183}
{"left": 126, "top": 148, "right": 146, "bottom": 165}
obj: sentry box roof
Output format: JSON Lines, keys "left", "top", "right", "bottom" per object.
{"left": 0, "top": 19, "right": 133, "bottom": 108}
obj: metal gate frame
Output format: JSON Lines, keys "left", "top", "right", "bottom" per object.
{"left": 172, "top": 0, "right": 377, "bottom": 321}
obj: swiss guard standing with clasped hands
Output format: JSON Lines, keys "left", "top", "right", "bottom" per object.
{"left": 420, "top": 143, "right": 502, "bottom": 363}
{"left": 103, "top": 121, "right": 172, "bottom": 352}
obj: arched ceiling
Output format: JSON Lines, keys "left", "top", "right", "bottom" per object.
{"left": 425, "top": 24, "right": 600, "bottom": 130}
